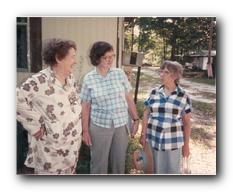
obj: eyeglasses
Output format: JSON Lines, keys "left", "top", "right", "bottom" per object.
{"left": 101, "top": 54, "right": 116, "bottom": 61}
{"left": 159, "top": 69, "right": 170, "bottom": 75}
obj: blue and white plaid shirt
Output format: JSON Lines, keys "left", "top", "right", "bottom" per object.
{"left": 144, "top": 85, "right": 192, "bottom": 151}
{"left": 80, "top": 68, "right": 132, "bottom": 129}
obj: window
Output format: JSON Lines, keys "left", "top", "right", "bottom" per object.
{"left": 17, "top": 17, "right": 28, "bottom": 71}
{"left": 17, "top": 17, "right": 42, "bottom": 73}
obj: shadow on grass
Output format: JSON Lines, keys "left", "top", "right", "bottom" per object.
{"left": 191, "top": 127, "right": 216, "bottom": 149}
{"left": 192, "top": 100, "right": 216, "bottom": 117}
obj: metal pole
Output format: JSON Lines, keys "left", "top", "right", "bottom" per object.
{"left": 134, "top": 66, "right": 141, "bottom": 104}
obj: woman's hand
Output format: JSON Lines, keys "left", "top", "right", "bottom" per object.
{"left": 125, "top": 92, "right": 139, "bottom": 138}
{"left": 131, "top": 120, "right": 139, "bottom": 138}
{"left": 32, "top": 128, "right": 45, "bottom": 140}
{"left": 139, "top": 133, "right": 146, "bottom": 148}
{"left": 82, "top": 130, "right": 92, "bottom": 146}
{"left": 81, "top": 102, "right": 92, "bottom": 146}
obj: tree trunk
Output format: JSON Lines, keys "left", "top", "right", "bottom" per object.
{"left": 131, "top": 22, "right": 134, "bottom": 52}
{"left": 163, "top": 38, "right": 166, "bottom": 60}
{"left": 207, "top": 19, "right": 214, "bottom": 78}
{"left": 171, "top": 43, "right": 176, "bottom": 60}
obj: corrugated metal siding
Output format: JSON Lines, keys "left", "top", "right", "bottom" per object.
{"left": 42, "top": 17, "right": 123, "bottom": 85}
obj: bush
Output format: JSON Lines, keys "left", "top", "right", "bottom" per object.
{"left": 125, "top": 137, "right": 142, "bottom": 174}
{"left": 136, "top": 100, "right": 145, "bottom": 119}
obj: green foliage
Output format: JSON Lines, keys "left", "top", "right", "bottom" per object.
{"left": 124, "top": 17, "right": 216, "bottom": 64}
{"left": 125, "top": 137, "right": 142, "bottom": 174}
{"left": 136, "top": 100, "right": 145, "bottom": 119}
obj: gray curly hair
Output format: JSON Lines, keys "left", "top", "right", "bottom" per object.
{"left": 160, "top": 60, "right": 183, "bottom": 84}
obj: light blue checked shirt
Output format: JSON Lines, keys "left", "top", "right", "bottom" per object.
{"left": 80, "top": 68, "right": 132, "bottom": 128}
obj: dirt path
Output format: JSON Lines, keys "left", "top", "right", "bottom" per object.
{"left": 133, "top": 67, "right": 216, "bottom": 175}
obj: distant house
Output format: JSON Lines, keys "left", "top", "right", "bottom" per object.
{"left": 17, "top": 17, "right": 125, "bottom": 86}
{"left": 184, "top": 50, "right": 216, "bottom": 70}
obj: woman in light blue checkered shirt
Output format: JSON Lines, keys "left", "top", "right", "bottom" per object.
{"left": 140, "top": 61, "right": 192, "bottom": 174}
{"left": 80, "top": 41, "right": 139, "bottom": 174}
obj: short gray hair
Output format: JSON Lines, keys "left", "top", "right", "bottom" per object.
{"left": 160, "top": 60, "right": 183, "bottom": 84}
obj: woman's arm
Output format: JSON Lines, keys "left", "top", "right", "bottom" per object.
{"left": 125, "top": 92, "right": 139, "bottom": 138}
{"left": 182, "top": 113, "right": 192, "bottom": 157}
{"left": 17, "top": 79, "right": 45, "bottom": 139}
{"left": 81, "top": 101, "right": 92, "bottom": 146}
{"left": 140, "top": 107, "right": 149, "bottom": 147}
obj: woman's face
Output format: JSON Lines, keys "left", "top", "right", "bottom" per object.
{"left": 98, "top": 50, "right": 115, "bottom": 69}
{"left": 58, "top": 47, "right": 77, "bottom": 77}
{"left": 159, "top": 68, "right": 176, "bottom": 85}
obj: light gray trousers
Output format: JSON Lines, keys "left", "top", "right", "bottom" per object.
{"left": 89, "top": 123, "right": 129, "bottom": 174}
{"left": 152, "top": 148, "right": 182, "bottom": 174}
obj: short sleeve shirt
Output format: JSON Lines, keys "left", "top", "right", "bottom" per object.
{"left": 17, "top": 67, "right": 82, "bottom": 172}
{"left": 144, "top": 85, "right": 192, "bottom": 151}
{"left": 80, "top": 68, "right": 132, "bottom": 128}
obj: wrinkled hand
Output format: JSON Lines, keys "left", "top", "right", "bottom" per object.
{"left": 82, "top": 130, "right": 92, "bottom": 147}
{"left": 139, "top": 134, "right": 146, "bottom": 148}
{"left": 33, "top": 128, "right": 45, "bottom": 140}
{"left": 131, "top": 120, "right": 139, "bottom": 138}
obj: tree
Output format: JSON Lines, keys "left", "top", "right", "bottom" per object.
{"left": 123, "top": 17, "right": 216, "bottom": 65}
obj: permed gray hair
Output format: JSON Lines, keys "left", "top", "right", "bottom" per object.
{"left": 160, "top": 60, "right": 183, "bottom": 84}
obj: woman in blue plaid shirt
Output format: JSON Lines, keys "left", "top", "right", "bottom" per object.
{"left": 80, "top": 41, "right": 139, "bottom": 174}
{"left": 140, "top": 61, "right": 192, "bottom": 174}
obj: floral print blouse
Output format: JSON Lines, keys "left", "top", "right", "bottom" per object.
{"left": 17, "top": 67, "right": 82, "bottom": 173}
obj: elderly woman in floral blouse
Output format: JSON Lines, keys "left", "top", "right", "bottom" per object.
{"left": 140, "top": 60, "right": 192, "bottom": 174}
{"left": 17, "top": 38, "right": 82, "bottom": 174}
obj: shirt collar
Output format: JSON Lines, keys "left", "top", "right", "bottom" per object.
{"left": 158, "top": 84, "right": 183, "bottom": 96}
{"left": 46, "top": 66, "right": 56, "bottom": 84}
{"left": 46, "top": 66, "right": 72, "bottom": 89}
{"left": 95, "top": 67, "right": 113, "bottom": 78}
